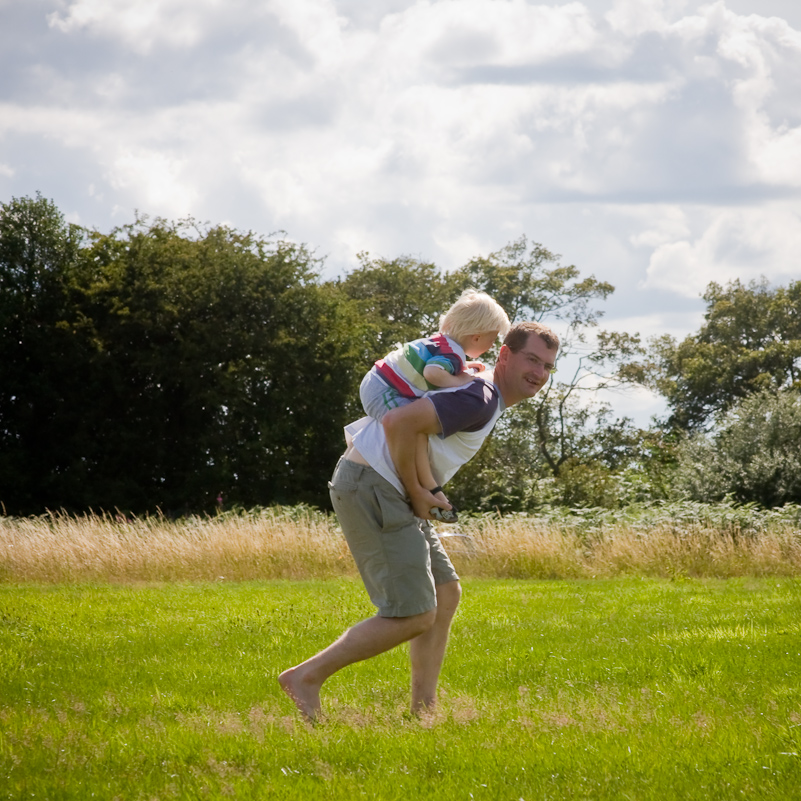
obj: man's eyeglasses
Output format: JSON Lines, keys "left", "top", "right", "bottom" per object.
{"left": 520, "top": 351, "right": 557, "bottom": 374}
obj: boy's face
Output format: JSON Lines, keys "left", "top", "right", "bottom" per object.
{"left": 464, "top": 331, "right": 499, "bottom": 358}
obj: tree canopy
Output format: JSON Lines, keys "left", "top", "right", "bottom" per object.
{"left": 1, "top": 197, "right": 365, "bottom": 514}
{"left": 649, "top": 278, "right": 801, "bottom": 430}
{"left": 0, "top": 194, "right": 87, "bottom": 513}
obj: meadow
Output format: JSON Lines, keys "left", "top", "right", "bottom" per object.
{"left": 1, "top": 507, "right": 801, "bottom": 799}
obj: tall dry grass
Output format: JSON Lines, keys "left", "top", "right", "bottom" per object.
{"left": 0, "top": 507, "right": 353, "bottom": 583}
{"left": 448, "top": 512, "right": 801, "bottom": 579}
{"left": 2, "top": 503, "right": 800, "bottom": 583}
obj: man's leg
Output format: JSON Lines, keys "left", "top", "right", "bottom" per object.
{"left": 281, "top": 457, "right": 452, "bottom": 720}
{"left": 409, "top": 579, "right": 461, "bottom": 713}
{"left": 279, "top": 608, "right": 436, "bottom": 721}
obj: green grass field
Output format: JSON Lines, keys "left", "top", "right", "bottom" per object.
{"left": 2, "top": 577, "right": 800, "bottom": 799}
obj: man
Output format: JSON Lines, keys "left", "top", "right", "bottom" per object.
{"left": 278, "top": 321, "right": 559, "bottom": 720}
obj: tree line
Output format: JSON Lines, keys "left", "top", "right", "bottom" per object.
{"left": 2, "top": 193, "right": 800, "bottom": 516}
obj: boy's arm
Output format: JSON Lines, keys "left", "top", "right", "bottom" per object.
{"left": 423, "top": 363, "right": 475, "bottom": 388}
{"left": 382, "top": 399, "right": 452, "bottom": 520}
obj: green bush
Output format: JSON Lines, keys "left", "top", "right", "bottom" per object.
{"left": 674, "top": 389, "right": 801, "bottom": 507}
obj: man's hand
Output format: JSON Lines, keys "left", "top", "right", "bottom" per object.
{"left": 409, "top": 487, "right": 451, "bottom": 520}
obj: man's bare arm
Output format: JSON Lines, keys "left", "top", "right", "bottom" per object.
{"left": 382, "top": 399, "right": 450, "bottom": 520}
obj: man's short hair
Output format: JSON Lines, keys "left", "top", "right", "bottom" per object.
{"left": 503, "top": 321, "right": 560, "bottom": 353}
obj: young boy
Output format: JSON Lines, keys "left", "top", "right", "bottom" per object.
{"left": 359, "top": 289, "right": 511, "bottom": 518}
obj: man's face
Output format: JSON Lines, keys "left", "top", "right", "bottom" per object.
{"left": 500, "top": 334, "right": 557, "bottom": 402}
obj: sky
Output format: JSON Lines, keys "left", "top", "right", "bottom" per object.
{"left": 2, "top": 0, "right": 801, "bottom": 425}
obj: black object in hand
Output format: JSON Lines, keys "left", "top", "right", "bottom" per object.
{"left": 428, "top": 487, "right": 458, "bottom": 522}
{"left": 430, "top": 505, "right": 458, "bottom": 522}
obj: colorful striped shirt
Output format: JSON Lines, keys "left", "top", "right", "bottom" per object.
{"left": 373, "top": 334, "right": 467, "bottom": 399}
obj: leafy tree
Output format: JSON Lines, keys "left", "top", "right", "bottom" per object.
{"left": 336, "top": 253, "right": 452, "bottom": 367}
{"left": 648, "top": 278, "right": 801, "bottom": 430}
{"left": 443, "top": 237, "right": 648, "bottom": 510}
{"left": 72, "top": 217, "right": 365, "bottom": 513}
{"left": 0, "top": 200, "right": 367, "bottom": 515}
{"left": 447, "top": 235, "right": 615, "bottom": 330}
{"left": 0, "top": 193, "right": 89, "bottom": 513}
{"left": 673, "top": 389, "right": 801, "bottom": 507}
{"left": 451, "top": 237, "right": 643, "bottom": 459}
{"left": 328, "top": 237, "right": 648, "bottom": 512}
{"left": 447, "top": 393, "right": 652, "bottom": 511}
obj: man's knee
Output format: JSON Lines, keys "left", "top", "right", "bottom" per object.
{"left": 436, "top": 580, "right": 461, "bottom": 612}
{"left": 403, "top": 608, "right": 438, "bottom": 638}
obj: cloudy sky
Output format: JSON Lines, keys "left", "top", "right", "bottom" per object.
{"left": 3, "top": 0, "right": 801, "bottom": 423}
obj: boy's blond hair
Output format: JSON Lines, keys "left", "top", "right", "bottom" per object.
{"left": 439, "top": 289, "right": 511, "bottom": 342}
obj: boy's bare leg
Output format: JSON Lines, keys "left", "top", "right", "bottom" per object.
{"left": 409, "top": 580, "right": 461, "bottom": 713}
{"left": 415, "top": 432, "right": 449, "bottom": 506}
{"left": 279, "top": 608, "right": 436, "bottom": 721}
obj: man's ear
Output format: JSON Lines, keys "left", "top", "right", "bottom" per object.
{"left": 497, "top": 344, "right": 510, "bottom": 363}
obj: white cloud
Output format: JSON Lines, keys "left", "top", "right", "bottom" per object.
{"left": 730, "top": 20, "right": 801, "bottom": 184}
{"left": 643, "top": 204, "right": 801, "bottom": 297}
{"left": 606, "top": 0, "right": 692, "bottom": 35}
{"left": 32, "top": 0, "right": 801, "bottom": 213}
{"left": 0, "top": 102, "right": 97, "bottom": 149}
{"left": 47, "top": 0, "right": 228, "bottom": 52}
{"left": 266, "top": 0, "right": 350, "bottom": 59}
{"left": 598, "top": 383, "right": 667, "bottom": 426}
{"left": 630, "top": 206, "right": 691, "bottom": 249}
{"left": 107, "top": 148, "right": 197, "bottom": 216}
{"left": 753, "top": 124, "right": 801, "bottom": 185}
{"left": 5, "top": 0, "right": 801, "bottom": 306}
{"left": 605, "top": 309, "right": 707, "bottom": 344}
{"left": 380, "top": 0, "right": 600, "bottom": 68}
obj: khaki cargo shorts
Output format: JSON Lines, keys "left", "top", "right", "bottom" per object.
{"left": 328, "top": 458, "right": 459, "bottom": 618}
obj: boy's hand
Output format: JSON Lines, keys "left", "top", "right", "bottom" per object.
{"left": 466, "top": 360, "right": 487, "bottom": 373}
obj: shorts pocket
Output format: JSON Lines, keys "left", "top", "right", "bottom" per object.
{"left": 374, "top": 484, "right": 414, "bottom": 533}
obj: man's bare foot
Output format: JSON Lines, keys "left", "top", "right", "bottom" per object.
{"left": 278, "top": 667, "right": 322, "bottom": 722}
{"left": 411, "top": 697, "right": 436, "bottom": 717}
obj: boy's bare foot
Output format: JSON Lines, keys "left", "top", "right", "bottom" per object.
{"left": 430, "top": 491, "right": 457, "bottom": 522}
{"left": 278, "top": 667, "right": 322, "bottom": 722}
